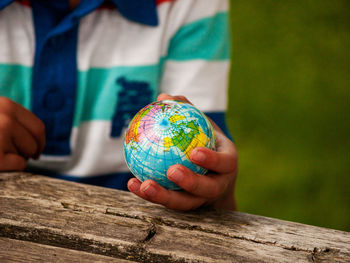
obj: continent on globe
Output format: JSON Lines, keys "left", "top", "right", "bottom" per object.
{"left": 123, "top": 100, "right": 216, "bottom": 190}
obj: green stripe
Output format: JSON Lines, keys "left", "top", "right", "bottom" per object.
{"left": 0, "top": 64, "right": 32, "bottom": 110}
{"left": 167, "top": 12, "right": 231, "bottom": 61}
{"left": 74, "top": 65, "right": 160, "bottom": 126}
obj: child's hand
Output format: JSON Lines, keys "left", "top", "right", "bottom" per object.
{"left": 127, "top": 94, "right": 238, "bottom": 211}
{"left": 0, "top": 97, "right": 45, "bottom": 171}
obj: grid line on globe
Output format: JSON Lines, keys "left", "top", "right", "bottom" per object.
{"left": 124, "top": 100, "right": 216, "bottom": 190}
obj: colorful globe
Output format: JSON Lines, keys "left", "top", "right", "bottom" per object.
{"left": 123, "top": 100, "right": 216, "bottom": 190}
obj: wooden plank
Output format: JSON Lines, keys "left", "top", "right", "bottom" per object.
{"left": 0, "top": 238, "right": 135, "bottom": 263}
{"left": 1, "top": 172, "right": 350, "bottom": 262}
{"left": 0, "top": 195, "right": 312, "bottom": 262}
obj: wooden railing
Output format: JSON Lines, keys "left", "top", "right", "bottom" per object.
{"left": 0, "top": 172, "right": 349, "bottom": 262}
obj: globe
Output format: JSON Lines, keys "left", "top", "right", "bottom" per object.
{"left": 123, "top": 100, "right": 216, "bottom": 190}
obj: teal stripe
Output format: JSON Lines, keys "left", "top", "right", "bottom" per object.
{"left": 0, "top": 64, "right": 32, "bottom": 110}
{"left": 74, "top": 65, "right": 160, "bottom": 126}
{"left": 167, "top": 12, "right": 231, "bottom": 61}
{"left": 0, "top": 64, "right": 161, "bottom": 127}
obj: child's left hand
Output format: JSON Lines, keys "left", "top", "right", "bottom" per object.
{"left": 127, "top": 94, "right": 238, "bottom": 211}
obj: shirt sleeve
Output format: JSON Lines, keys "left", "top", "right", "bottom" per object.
{"left": 159, "top": 0, "right": 232, "bottom": 139}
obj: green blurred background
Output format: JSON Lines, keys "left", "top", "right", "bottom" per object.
{"left": 227, "top": 0, "right": 350, "bottom": 231}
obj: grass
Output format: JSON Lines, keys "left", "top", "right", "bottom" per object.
{"left": 227, "top": 0, "right": 350, "bottom": 231}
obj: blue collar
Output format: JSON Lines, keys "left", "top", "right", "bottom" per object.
{"left": 0, "top": 0, "right": 158, "bottom": 26}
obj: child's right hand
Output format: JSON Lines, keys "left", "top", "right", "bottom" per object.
{"left": 0, "top": 97, "right": 45, "bottom": 171}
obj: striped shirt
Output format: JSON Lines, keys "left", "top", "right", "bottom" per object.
{"left": 0, "top": 0, "right": 231, "bottom": 189}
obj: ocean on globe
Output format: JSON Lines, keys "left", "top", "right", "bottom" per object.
{"left": 123, "top": 100, "right": 216, "bottom": 190}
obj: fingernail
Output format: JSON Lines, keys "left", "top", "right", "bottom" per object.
{"left": 168, "top": 168, "right": 184, "bottom": 182}
{"left": 191, "top": 150, "right": 206, "bottom": 163}
{"left": 128, "top": 181, "right": 140, "bottom": 192}
{"left": 143, "top": 184, "right": 157, "bottom": 197}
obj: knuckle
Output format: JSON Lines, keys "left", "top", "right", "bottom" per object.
{"left": 0, "top": 113, "right": 15, "bottom": 130}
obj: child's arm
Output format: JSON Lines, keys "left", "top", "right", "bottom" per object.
{"left": 127, "top": 94, "right": 238, "bottom": 211}
{"left": 0, "top": 97, "right": 45, "bottom": 171}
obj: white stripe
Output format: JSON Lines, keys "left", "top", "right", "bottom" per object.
{"left": 77, "top": 0, "right": 229, "bottom": 69}
{"left": 28, "top": 121, "right": 129, "bottom": 177}
{"left": 158, "top": 0, "right": 229, "bottom": 56}
{"left": 0, "top": 3, "right": 34, "bottom": 66}
{"left": 0, "top": 1, "right": 228, "bottom": 69}
{"left": 78, "top": 9, "right": 163, "bottom": 70}
{"left": 160, "top": 0, "right": 229, "bottom": 25}
{"left": 160, "top": 60, "right": 229, "bottom": 112}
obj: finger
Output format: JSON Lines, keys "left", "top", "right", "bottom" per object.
{"left": 157, "top": 93, "right": 173, "bottom": 101}
{"left": 0, "top": 134, "right": 18, "bottom": 156}
{"left": 0, "top": 153, "right": 26, "bottom": 171}
{"left": 0, "top": 113, "right": 39, "bottom": 159}
{"left": 0, "top": 98, "right": 45, "bottom": 155}
{"left": 157, "top": 93, "right": 193, "bottom": 105}
{"left": 14, "top": 107, "right": 45, "bottom": 155}
{"left": 167, "top": 164, "right": 228, "bottom": 199}
{"left": 127, "top": 178, "right": 143, "bottom": 195}
{"left": 12, "top": 120, "right": 40, "bottom": 158}
{"left": 190, "top": 145, "right": 238, "bottom": 174}
{"left": 130, "top": 178, "right": 206, "bottom": 211}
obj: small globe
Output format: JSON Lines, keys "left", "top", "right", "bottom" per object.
{"left": 123, "top": 100, "right": 216, "bottom": 190}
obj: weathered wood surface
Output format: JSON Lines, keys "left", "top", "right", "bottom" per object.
{"left": 0, "top": 173, "right": 349, "bottom": 263}
{"left": 0, "top": 238, "right": 135, "bottom": 263}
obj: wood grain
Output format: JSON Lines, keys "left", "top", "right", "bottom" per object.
{"left": 0, "top": 172, "right": 349, "bottom": 262}
{"left": 0, "top": 238, "right": 135, "bottom": 263}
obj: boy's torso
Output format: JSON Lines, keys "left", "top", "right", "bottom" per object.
{"left": 0, "top": 0, "right": 230, "bottom": 188}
